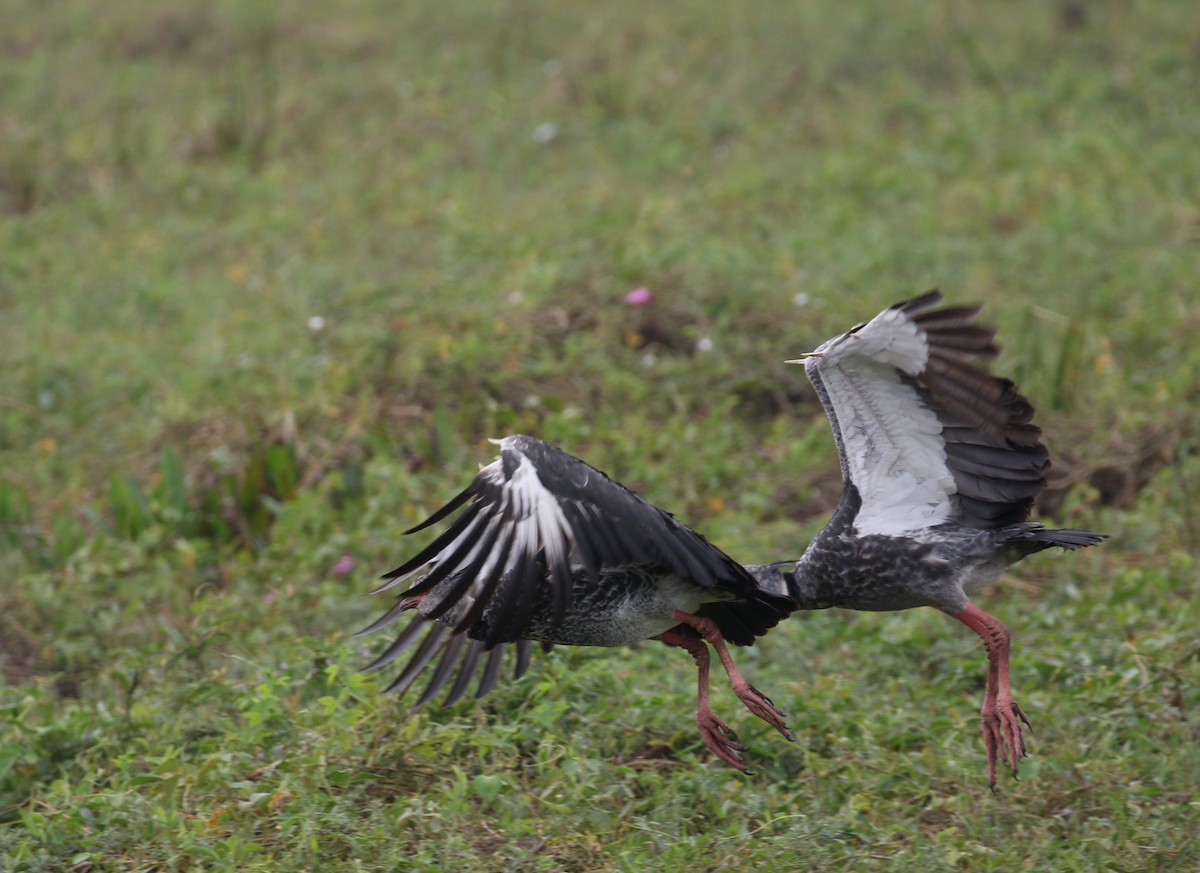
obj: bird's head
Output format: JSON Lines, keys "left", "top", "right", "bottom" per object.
{"left": 786, "top": 309, "right": 928, "bottom": 376}
{"left": 784, "top": 321, "right": 866, "bottom": 369}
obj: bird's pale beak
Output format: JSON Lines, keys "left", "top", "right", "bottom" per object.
{"left": 784, "top": 353, "right": 822, "bottom": 364}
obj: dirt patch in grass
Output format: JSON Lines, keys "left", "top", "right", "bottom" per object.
{"left": 1041, "top": 422, "right": 1182, "bottom": 515}
{"left": 0, "top": 599, "right": 36, "bottom": 686}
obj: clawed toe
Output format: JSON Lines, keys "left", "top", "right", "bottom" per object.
{"left": 697, "top": 714, "right": 748, "bottom": 771}
{"left": 982, "top": 700, "right": 1032, "bottom": 788}
{"left": 1014, "top": 701, "right": 1033, "bottom": 733}
{"left": 748, "top": 684, "right": 775, "bottom": 708}
{"left": 738, "top": 683, "right": 792, "bottom": 740}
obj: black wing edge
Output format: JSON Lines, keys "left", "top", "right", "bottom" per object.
{"left": 364, "top": 448, "right": 574, "bottom": 650}
{"left": 892, "top": 288, "right": 945, "bottom": 314}
{"left": 361, "top": 612, "right": 545, "bottom": 708}
{"left": 891, "top": 292, "right": 1054, "bottom": 530}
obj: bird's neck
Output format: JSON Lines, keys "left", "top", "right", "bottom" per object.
{"left": 756, "top": 482, "right": 864, "bottom": 611}
{"left": 746, "top": 560, "right": 837, "bottom": 611}
{"left": 787, "top": 560, "right": 839, "bottom": 610}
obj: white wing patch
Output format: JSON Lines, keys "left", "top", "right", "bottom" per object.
{"left": 503, "top": 449, "right": 573, "bottom": 573}
{"left": 446, "top": 441, "right": 572, "bottom": 581}
{"left": 806, "top": 308, "right": 957, "bottom": 537}
{"left": 414, "top": 445, "right": 578, "bottom": 616}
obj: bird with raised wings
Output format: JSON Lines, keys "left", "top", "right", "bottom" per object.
{"left": 358, "top": 434, "right": 797, "bottom": 772}
{"left": 779, "top": 290, "right": 1104, "bottom": 788}
{"left": 360, "top": 291, "right": 1103, "bottom": 786}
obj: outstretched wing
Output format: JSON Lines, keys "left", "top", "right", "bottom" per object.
{"left": 359, "top": 611, "right": 540, "bottom": 708}
{"left": 793, "top": 290, "right": 1049, "bottom": 536}
{"left": 360, "top": 434, "right": 791, "bottom": 705}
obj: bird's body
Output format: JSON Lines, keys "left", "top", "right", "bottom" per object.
{"left": 778, "top": 290, "right": 1104, "bottom": 787}
{"left": 782, "top": 492, "right": 1095, "bottom": 613}
{"left": 419, "top": 563, "right": 729, "bottom": 648}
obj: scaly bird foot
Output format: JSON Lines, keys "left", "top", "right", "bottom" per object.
{"left": 696, "top": 710, "right": 748, "bottom": 772}
{"left": 734, "top": 682, "right": 793, "bottom": 742}
{"left": 982, "top": 699, "right": 1032, "bottom": 791}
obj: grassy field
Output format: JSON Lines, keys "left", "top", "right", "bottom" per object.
{"left": 3, "top": 0, "right": 1199, "bottom": 869}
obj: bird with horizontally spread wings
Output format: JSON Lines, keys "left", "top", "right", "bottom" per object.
{"left": 780, "top": 290, "right": 1104, "bottom": 789}
{"left": 359, "top": 434, "right": 796, "bottom": 772}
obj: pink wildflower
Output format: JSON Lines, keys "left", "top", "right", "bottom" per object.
{"left": 624, "top": 287, "right": 652, "bottom": 306}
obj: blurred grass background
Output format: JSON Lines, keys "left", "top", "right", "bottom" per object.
{"left": 2, "top": 0, "right": 1198, "bottom": 870}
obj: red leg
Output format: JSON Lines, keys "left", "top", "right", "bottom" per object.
{"left": 955, "top": 602, "right": 1033, "bottom": 790}
{"left": 670, "top": 611, "right": 791, "bottom": 741}
{"left": 660, "top": 631, "right": 749, "bottom": 771}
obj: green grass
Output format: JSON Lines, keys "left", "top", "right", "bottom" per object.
{"left": 3, "top": 0, "right": 1199, "bottom": 869}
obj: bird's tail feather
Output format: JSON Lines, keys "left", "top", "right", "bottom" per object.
{"left": 1006, "top": 524, "right": 1106, "bottom": 552}
{"left": 1030, "top": 527, "right": 1107, "bottom": 550}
